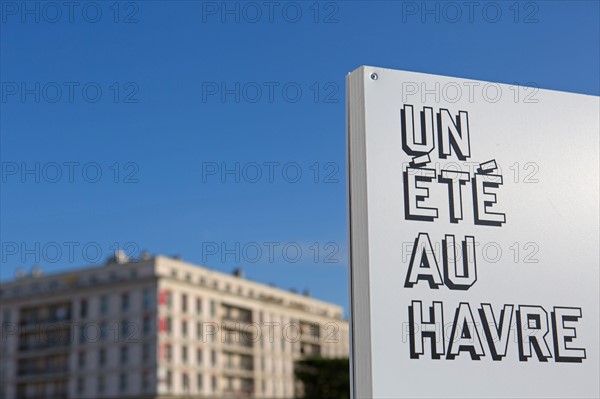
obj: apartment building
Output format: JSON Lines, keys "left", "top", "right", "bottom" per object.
{"left": 0, "top": 253, "right": 349, "bottom": 399}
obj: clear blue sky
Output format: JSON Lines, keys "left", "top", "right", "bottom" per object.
{"left": 1, "top": 1, "right": 599, "bottom": 314}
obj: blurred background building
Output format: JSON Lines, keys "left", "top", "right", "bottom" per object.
{"left": 0, "top": 252, "right": 349, "bottom": 399}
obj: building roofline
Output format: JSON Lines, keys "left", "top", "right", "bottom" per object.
{"left": 1, "top": 254, "right": 345, "bottom": 314}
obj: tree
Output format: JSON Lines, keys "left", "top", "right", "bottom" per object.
{"left": 294, "top": 357, "right": 350, "bottom": 399}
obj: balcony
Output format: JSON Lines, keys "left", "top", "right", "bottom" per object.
{"left": 17, "top": 364, "right": 69, "bottom": 377}
{"left": 223, "top": 338, "right": 254, "bottom": 353}
{"left": 224, "top": 361, "right": 255, "bottom": 373}
{"left": 17, "top": 338, "right": 71, "bottom": 352}
{"left": 223, "top": 388, "right": 254, "bottom": 398}
{"left": 221, "top": 305, "right": 253, "bottom": 325}
{"left": 222, "top": 315, "right": 253, "bottom": 325}
{"left": 16, "top": 393, "right": 68, "bottom": 399}
{"left": 16, "top": 366, "right": 69, "bottom": 378}
{"left": 222, "top": 327, "right": 254, "bottom": 350}
{"left": 19, "top": 313, "right": 72, "bottom": 327}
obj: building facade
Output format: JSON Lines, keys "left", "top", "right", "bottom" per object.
{"left": 0, "top": 254, "right": 349, "bottom": 399}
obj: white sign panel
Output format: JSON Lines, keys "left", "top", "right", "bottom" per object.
{"left": 347, "top": 66, "right": 599, "bottom": 398}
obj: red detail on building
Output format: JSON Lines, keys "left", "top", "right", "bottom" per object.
{"left": 159, "top": 290, "right": 169, "bottom": 305}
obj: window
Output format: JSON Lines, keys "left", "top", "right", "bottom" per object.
{"left": 100, "top": 295, "right": 108, "bottom": 315}
{"left": 77, "top": 377, "right": 85, "bottom": 394}
{"left": 165, "top": 344, "right": 172, "bottom": 362}
{"left": 122, "top": 319, "right": 131, "bottom": 337}
{"left": 211, "top": 350, "right": 216, "bottom": 366}
{"left": 183, "top": 374, "right": 190, "bottom": 392}
{"left": 225, "top": 332, "right": 235, "bottom": 345}
{"left": 166, "top": 370, "right": 172, "bottom": 391}
{"left": 211, "top": 376, "right": 217, "bottom": 391}
{"left": 122, "top": 293, "right": 130, "bottom": 312}
{"left": 227, "top": 377, "right": 233, "bottom": 391}
{"left": 2, "top": 309, "right": 10, "bottom": 323}
{"left": 98, "top": 376, "right": 105, "bottom": 393}
{"left": 166, "top": 292, "right": 173, "bottom": 309}
{"left": 80, "top": 300, "right": 87, "bottom": 319}
{"left": 196, "top": 297, "right": 202, "bottom": 314}
{"left": 143, "top": 289, "right": 151, "bottom": 310}
{"left": 100, "top": 322, "right": 108, "bottom": 341}
{"left": 142, "top": 370, "right": 150, "bottom": 391}
{"left": 166, "top": 317, "right": 172, "bottom": 334}
{"left": 309, "top": 323, "right": 320, "bottom": 339}
{"left": 78, "top": 351, "right": 86, "bottom": 368}
{"left": 143, "top": 316, "right": 151, "bottom": 335}
{"left": 142, "top": 343, "right": 150, "bottom": 363}
{"left": 196, "top": 348, "right": 203, "bottom": 364}
{"left": 55, "top": 305, "right": 68, "bottom": 321}
{"left": 182, "top": 346, "right": 188, "bottom": 363}
{"left": 120, "top": 346, "right": 128, "bottom": 364}
{"left": 210, "top": 301, "right": 216, "bottom": 317}
{"left": 197, "top": 373, "right": 203, "bottom": 391}
{"left": 79, "top": 324, "right": 88, "bottom": 344}
{"left": 182, "top": 294, "right": 188, "bottom": 312}
{"left": 182, "top": 321, "right": 188, "bottom": 337}
{"left": 99, "top": 348, "right": 106, "bottom": 366}
{"left": 119, "top": 373, "right": 128, "bottom": 392}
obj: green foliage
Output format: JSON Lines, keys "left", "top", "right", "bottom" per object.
{"left": 294, "top": 357, "right": 350, "bottom": 399}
